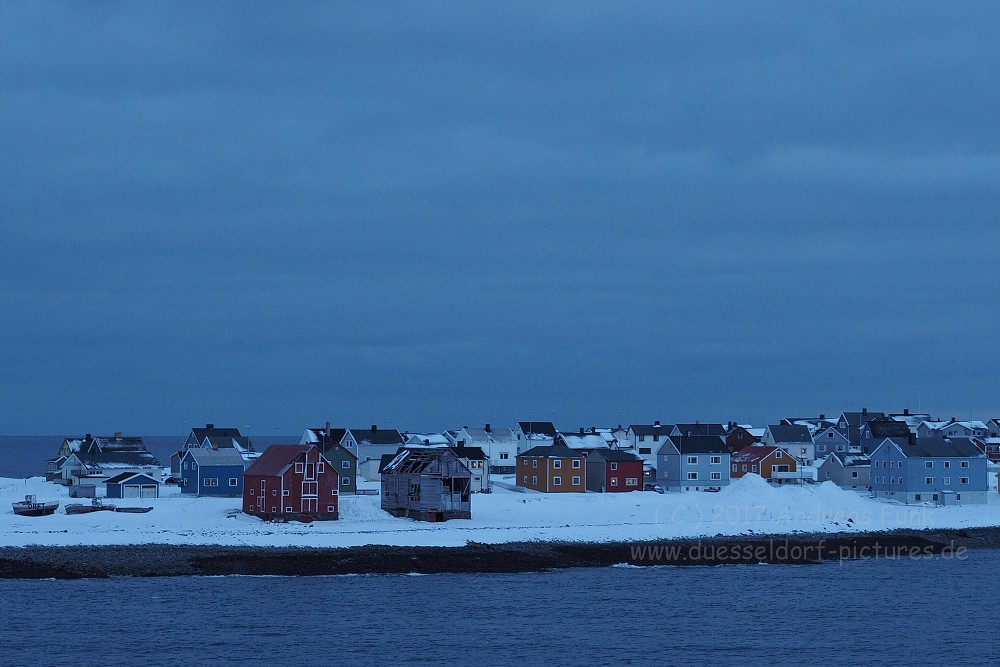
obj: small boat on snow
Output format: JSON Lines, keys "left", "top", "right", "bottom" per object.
{"left": 12, "top": 495, "right": 60, "bottom": 517}
{"left": 114, "top": 506, "right": 153, "bottom": 513}
{"left": 65, "top": 498, "right": 117, "bottom": 514}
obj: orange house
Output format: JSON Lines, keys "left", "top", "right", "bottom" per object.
{"left": 516, "top": 444, "right": 586, "bottom": 493}
{"left": 731, "top": 445, "right": 798, "bottom": 483}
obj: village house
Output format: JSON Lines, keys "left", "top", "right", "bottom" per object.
{"left": 343, "top": 426, "right": 407, "bottom": 482}
{"left": 514, "top": 421, "right": 558, "bottom": 453}
{"left": 731, "top": 445, "right": 799, "bottom": 484}
{"left": 859, "top": 417, "right": 912, "bottom": 455}
{"left": 243, "top": 444, "right": 339, "bottom": 521}
{"left": 447, "top": 445, "right": 489, "bottom": 493}
{"left": 624, "top": 422, "right": 672, "bottom": 469}
{"left": 836, "top": 409, "right": 886, "bottom": 449}
{"left": 171, "top": 423, "right": 255, "bottom": 475}
{"left": 450, "top": 424, "right": 519, "bottom": 474}
{"left": 380, "top": 448, "right": 472, "bottom": 521}
{"left": 870, "top": 436, "right": 988, "bottom": 505}
{"left": 58, "top": 445, "right": 163, "bottom": 490}
{"left": 813, "top": 426, "right": 852, "bottom": 459}
{"left": 761, "top": 424, "right": 815, "bottom": 465}
{"left": 916, "top": 419, "right": 989, "bottom": 440}
{"left": 515, "top": 444, "right": 586, "bottom": 493}
{"left": 301, "top": 426, "right": 357, "bottom": 495}
{"left": 585, "top": 449, "right": 643, "bottom": 493}
{"left": 557, "top": 429, "right": 611, "bottom": 456}
{"left": 817, "top": 452, "right": 871, "bottom": 491}
{"left": 179, "top": 448, "right": 246, "bottom": 497}
{"left": 889, "top": 409, "right": 934, "bottom": 433}
{"left": 725, "top": 425, "right": 764, "bottom": 453}
{"left": 656, "top": 435, "right": 730, "bottom": 492}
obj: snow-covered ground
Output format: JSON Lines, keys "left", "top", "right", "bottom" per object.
{"left": 2, "top": 474, "right": 999, "bottom": 548}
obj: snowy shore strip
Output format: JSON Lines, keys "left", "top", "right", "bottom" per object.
{"left": 0, "top": 528, "right": 995, "bottom": 578}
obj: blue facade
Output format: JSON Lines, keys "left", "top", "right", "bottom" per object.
{"left": 180, "top": 450, "right": 245, "bottom": 496}
{"left": 870, "top": 438, "right": 988, "bottom": 505}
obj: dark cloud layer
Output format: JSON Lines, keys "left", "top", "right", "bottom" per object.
{"left": 2, "top": 2, "right": 998, "bottom": 434}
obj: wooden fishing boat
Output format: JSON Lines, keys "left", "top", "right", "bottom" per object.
{"left": 65, "top": 498, "right": 117, "bottom": 514}
{"left": 114, "top": 506, "right": 153, "bottom": 513}
{"left": 12, "top": 495, "right": 59, "bottom": 517}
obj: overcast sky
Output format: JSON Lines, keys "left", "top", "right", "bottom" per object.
{"left": 2, "top": 2, "right": 999, "bottom": 435}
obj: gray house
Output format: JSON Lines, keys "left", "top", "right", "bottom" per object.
{"left": 836, "top": 409, "right": 886, "bottom": 450}
{"left": 817, "top": 452, "right": 871, "bottom": 491}
{"left": 762, "top": 424, "right": 815, "bottom": 465}
{"left": 870, "top": 436, "right": 988, "bottom": 505}
{"left": 813, "top": 426, "right": 852, "bottom": 459}
{"left": 380, "top": 448, "right": 472, "bottom": 521}
{"left": 656, "top": 435, "right": 730, "bottom": 492}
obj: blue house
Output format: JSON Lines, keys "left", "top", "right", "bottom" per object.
{"left": 105, "top": 472, "right": 160, "bottom": 499}
{"left": 180, "top": 448, "right": 246, "bottom": 497}
{"left": 656, "top": 435, "right": 730, "bottom": 492}
{"left": 870, "top": 436, "right": 988, "bottom": 505}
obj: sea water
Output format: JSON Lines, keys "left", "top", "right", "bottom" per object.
{"left": 1, "top": 550, "right": 997, "bottom": 667}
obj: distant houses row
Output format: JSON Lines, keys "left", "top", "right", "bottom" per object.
{"left": 40, "top": 408, "right": 1000, "bottom": 523}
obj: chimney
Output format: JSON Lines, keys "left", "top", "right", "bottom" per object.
{"left": 326, "top": 421, "right": 331, "bottom": 438}
{"left": 654, "top": 420, "right": 660, "bottom": 428}
{"left": 423, "top": 439, "right": 430, "bottom": 445}
{"left": 862, "top": 408, "right": 868, "bottom": 415}
{"left": 903, "top": 408, "right": 909, "bottom": 416}
{"left": 485, "top": 423, "right": 491, "bottom": 433}
{"left": 819, "top": 414, "right": 825, "bottom": 420}
{"left": 206, "top": 423, "right": 215, "bottom": 430}
{"left": 371, "top": 424, "right": 377, "bottom": 433}
{"left": 591, "top": 426, "right": 596, "bottom": 433}
{"left": 579, "top": 427, "right": 585, "bottom": 435}
{"left": 114, "top": 432, "right": 122, "bottom": 438}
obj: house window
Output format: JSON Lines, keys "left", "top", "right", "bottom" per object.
{"left": 532, "top": 476, "right": 538, "bottom": 485}
{"left": 915, "top": 493, "right": 922, "bottom": 500}
{"left": 523, "top": 475, "right": 528, "bottom": 483}
{"left": 956, "top": 494, "right": 961, "bottom": 500}
{"left": 775, "top": 451, "right": 782, "bottom": 459}
{"left": 732, "top": 464, "right": 737, "bottom": 472}
{"left": 827, "top": 432, "right": 834, "bottom": 438}
{"left": 638, "top": 435, "right": 645, "bottom": 442}
{"left": 285, "top": 507, "right": 292, "bottom": 512}
{"left": 611, "top": 477, "right": 619, "bottom": 486}
{"left": 851, "top": 471, "right": 858, "bottom": 478}
{"left": 552, "top": 476, "right": 562, "bottom": 486}
{"left": 625, "top": 477, "right": 638, "bottom": 486}
{"left": 836, "top": 445, "right": 845, "bottom": 452}
{"left": 611, "top": 462, "right": 618, "bottom": 471}
{"left": 282, "top": 490, "right": 290, "bottom": 496}
{"left": 500, "top": 452, "right": 509, "bottom": 460}
{"left": 751, "top": 465, "right": 758, "bottom": 472}
{"left": 327, "top": 506, "right": 335, "bottom": 512}
{"left": 961, "top": 477, "right": 969, "bottom": 485}
{"left": 943, "top": 461, "right": 951, "bottom": 469}
{"left": 571, "top": 476, "right": 581, "bottom": 485}
{"left": 229, "top": 478, "right": 238, "bottom": 486}
{"left": 553, "top": 460, "right": 562, "bottom": 469}
{"left": 342, "top": 461, "right": 351, "bottom": 469}
{"left": 687, "top": 456, "right": 697, "bottom": 465}
{"left": 183, "top": 462, "right": 189, "bottom": 470}
{"left": 639, "top": 448, "right": 651, "bottom": 455}
{"left": 572, "top": 460, "right": 581, "bottom": 469}
{"left": 205, "top": 478, "right": 218, "bottom": 487}
{"left": 653, "top": 435, "right": 659, "bottom": 442}
{"left": 249, "top": 488, "right": 255, "bottom": 495}
{"left": 295, "top": 463, "right": 304, "bottom": 474}
{"left": 925, "top": 461, "right": 933, "bottom": 468}
{"left": 272, "top": 490, "right": 277, "bottom": 496}
{"left": 317, "top": 462, "right": 325, "bottom": 474}
{"left": 943, "top": 477, "right": 950, "bottom": 485}
{"left": 710, "top": 456, "right": 721, "bottom": 465}
{"left": 532, "top": 460, "right": 537, "bottom": 469}
{"left": 961, "top": 461, "right": 970, "bottom": 468}
{"left": 687, "top": 472, "right": 698, "bottom": 480}
{"left": 742, "top": 465, "right": 748, "bottom": 472}
{"left": 710, "top": 472, "right": 721, "bottom": 480}
{"left": 925, "top": 477, "right": 933, "bottom": 485}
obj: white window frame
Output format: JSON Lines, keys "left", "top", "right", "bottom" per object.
{"left": 571, "top": 476, "right": 581, "bottom": 485}
{"left": 687, "top": 472, "right": 698, "bottom": 480}
{"left": 552, "top": 476, "right": 562, "bottom": 486}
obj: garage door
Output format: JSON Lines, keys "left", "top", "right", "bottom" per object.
{"left": 140, "top": 485, "right": 157, "bottom": 498}
{"left": 124, "top": 485, "right": 141, "bottom": 498}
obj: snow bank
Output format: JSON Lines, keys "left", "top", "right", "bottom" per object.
{"left": 2, "top": 475, "right": 999, "bottom": 548}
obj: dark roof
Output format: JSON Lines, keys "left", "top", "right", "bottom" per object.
{"left": 183, "top": 449, "right": 246, "bottom": 467}
{"left": 245, "top": 444, "right": 311, "bottom": 477}
{"left": 191, "top": 425, "right": 244, "bottom": 441}
{"left": 588, "top": 449, "right": 643, "bottom": 463}
{"left": 203, "top": 435, "right": 254, "bottom": 451}
{"left": 840, "top": 411, "right": 886, "bottom": 427}
{"left": 766, "top": 424, "right": 812, "bottom": 443}
{"left": 672, "top": 423, "right": 726, "bottom": 437}
{"left": 668, "top": 435, "right": 730, "bottom": 454}
{"left": 829, "top": 452, "right": 871, "bottom": 467}
{"left": 628, "top": 423, "right": 673, "bottom": 437}
{"left": 518, "top": 421, "right": 557, "bottom": 437}
{"left": 90, "top": 436, "right": 148, "bottom": 454}
{"left": 348, "top": 428, "right": 406, "bottom": 446}
{"left": 104, "top": 472, "right": 160, "bottom": 485}
{"left": 891, "top": 437, "right": 985, "bottom": 458}
{"left": 449, "top": 446, "right": 487, "bottom": 460}
{"left": 78, "top": 451, "right": 161, "bottom": 467}
{"left": 865, "top": 418, "right": 911, "bottom": 438}
{"left": 307, "top": 427, "right": 348, "bottom": 444}
{"left": 378, "top": 453, "right": 398, "bottom": 474}
{"left": 517, "top": 444, "right": 584, "bottom": 458}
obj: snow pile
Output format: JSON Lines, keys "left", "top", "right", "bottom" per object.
{"left": 1, "top": 474, "right": 998, "bottom": 548}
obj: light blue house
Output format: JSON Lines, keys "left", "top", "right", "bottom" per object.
{"left": 656, "top": 435, "right": 730, "bottom": 492}
{"left": 180, "top": 448, "right": 246, "bottom": 497}
{"left": 870, "top": 436, "right": 988, "bottom": 505}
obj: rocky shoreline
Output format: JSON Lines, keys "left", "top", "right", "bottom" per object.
{"left": 1, "top": 526, "right": 998, "bottom": 579}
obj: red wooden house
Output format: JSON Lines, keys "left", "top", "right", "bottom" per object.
{"left": 585, "top": 449, "right": 644, "bottom": 492}
{"left": 243, "top": 444, "right": 340, "bottom": 521}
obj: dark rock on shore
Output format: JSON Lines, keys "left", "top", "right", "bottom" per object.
{"left": 1, "top": 526, "right": 998, "bottom": 579}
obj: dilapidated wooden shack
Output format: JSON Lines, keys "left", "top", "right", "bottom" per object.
{"left": 380, "top": 448, "right": 472, "bottom": 521}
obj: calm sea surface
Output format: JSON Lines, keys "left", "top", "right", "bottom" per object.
{"left": 1, "top": 551, "right": 998, "bottom": 667}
